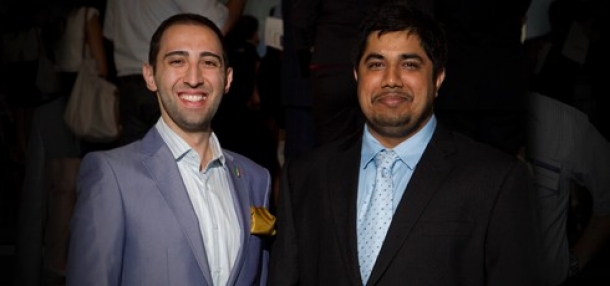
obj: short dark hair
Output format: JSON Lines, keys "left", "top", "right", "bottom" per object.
{"left": 351, "top": 2, "right": 448, "bottom": 80}
{"left": 148, "top": 13, "right": 228, "bottom": 71}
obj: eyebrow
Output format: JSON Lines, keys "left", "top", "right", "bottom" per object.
{"left": 163, "top": 51, "right": 223, "bottom": 62}
{"left": 363, "top": 52, "right": 424, "bottom": 62}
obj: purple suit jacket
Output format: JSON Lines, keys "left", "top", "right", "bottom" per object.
{"left": 67, "top": 128, "right": 272, "bottom": 285}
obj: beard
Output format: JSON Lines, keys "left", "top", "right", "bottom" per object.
{"left": 367, "top": 106, "right": 433, "bottom": 139}
{"left": 159, "top": 94, "right": 220, "bottom": 133}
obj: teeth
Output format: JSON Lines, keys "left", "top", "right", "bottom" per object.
{"left": 181, "top": 94, "right": 206, "bottom": 102}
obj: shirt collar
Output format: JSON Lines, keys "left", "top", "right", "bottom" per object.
{"left": 155, "top": 118, "right": 226, "bottom": 167}
{"left": 361, "top": 115, "right": 437, "bottom": 170}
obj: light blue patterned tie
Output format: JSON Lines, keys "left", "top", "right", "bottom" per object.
{"left": 358, "top": 149, "right": 398, "bottom": 284}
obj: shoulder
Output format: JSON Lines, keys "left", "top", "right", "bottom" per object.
{"left": 297, "top": 133, "right": 357, "bottom": 160}
{"left": 81, "top": 140, "right": 143, "bottom": 169}
{"left": 457, "top": 132, "right": 515, "bottom": 161}
{"left": 433, "top": 126, "right": 524, "bottom": 172}
{"left": 430, "top": 129, "right": 532, "bottom": 200}
{"left": 76, "top": 142, "right": 145, "bottom": 198}
{"left": 283, "top": 133, "right": 361, "bottom": 178}
{"left": 530, "top": 93, "right": 589, "bottom": 127}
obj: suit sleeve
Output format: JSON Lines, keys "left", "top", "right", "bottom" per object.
{"left": 486, "top": 161, "right": 541, "bottom": 285}
{"left": 268, "top": 160, "right": 300, "bottom": 285}
{"left": 66, "top": 152, "right": 125, "bottom": 286}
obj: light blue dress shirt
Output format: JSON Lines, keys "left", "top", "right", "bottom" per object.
{"left": 357, "top": 116, "right": 437, "bottom": 216}
{"left": 155, "top": 118, "right": 240, "bottom": 286}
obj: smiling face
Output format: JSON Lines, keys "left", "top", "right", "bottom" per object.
{"left": 355, "top": 30, "right": 445, "bottom": 148}
{"left": 143, "top": 23, "right": 232, "bottom": 135}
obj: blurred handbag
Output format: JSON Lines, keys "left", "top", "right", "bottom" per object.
{"left": 64, "top": 7, "right": 119, "bottom": 142}
{"left": 64, "top": 57, "right": 119, "bottom": 142}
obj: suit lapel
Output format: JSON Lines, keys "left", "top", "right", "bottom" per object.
{"left": 141, "top": 129, "right": 213, "bottom": 285}
{"left": 367, "top": 126, "right": 456, "bottom": 285}
{"left": 223, "top": 155, "right": 251, "bottom": 285}
{"left": 327, "top": 137, "right": 365, "bottom": 285}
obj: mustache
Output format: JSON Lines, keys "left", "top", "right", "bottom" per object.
{"left": 372, "top": 90, "right": 412, "bottom": 102}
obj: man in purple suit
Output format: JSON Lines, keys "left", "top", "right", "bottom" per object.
{"left": 66, "top": 14, "right": 272, "bottom": 285}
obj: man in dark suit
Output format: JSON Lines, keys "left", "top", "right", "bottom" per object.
{"left": 269, "top": 3, "right": 540, "bottom": 285}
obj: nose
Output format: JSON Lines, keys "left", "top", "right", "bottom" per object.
{"left": 184, "top": 63, "right": 204, "bottom": 87}
{"left": 381, "top": 65, "right": 402, "bottom": 88}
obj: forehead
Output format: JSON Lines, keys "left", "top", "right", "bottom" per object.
{"left": 159, "top": 23, "right": 222, "bottom": 54}
{"left": 363, "top": 30, "right": 425, "bottom": 57}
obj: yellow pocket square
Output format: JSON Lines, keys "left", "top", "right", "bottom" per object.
{"left": 250, "top": 206, "right": 276, "bottom": 236}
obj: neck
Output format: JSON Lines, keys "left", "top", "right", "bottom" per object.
{"left": 185, "top": 132, "right": 213, "bottom": 168}
{"left": 160, "top": 116, "right": 214, "bottom": 168}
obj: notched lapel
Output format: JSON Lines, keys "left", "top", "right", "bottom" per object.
{"left": 223, "top": 155, "right": 251, "bottom": 285}
{"left": 141, "top": 130, "right": 213, "bottom": 285}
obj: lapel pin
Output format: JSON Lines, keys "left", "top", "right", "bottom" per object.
{"left": 234, "top": 166, "right": 241, "bottom": 178}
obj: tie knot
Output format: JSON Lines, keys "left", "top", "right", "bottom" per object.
{"left": 375, "top": 149, "right": 398, "bottom": 170}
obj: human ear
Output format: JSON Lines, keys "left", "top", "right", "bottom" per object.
{"left": 142, "top": 63, "right": 158, "bottom": 92}
{"left": 224, "top": 67, "right": 234, "bottom": 94}
{"left": 434, "top": 69, "right": 446, "bottom": 96}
